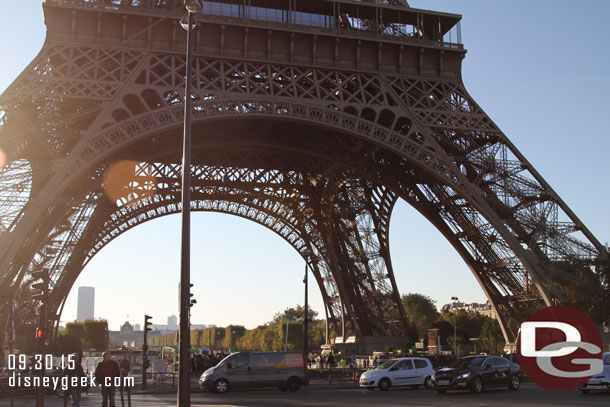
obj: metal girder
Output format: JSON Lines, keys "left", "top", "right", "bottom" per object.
{"left": 0, "top": 0, "right": 607, "bottom": 344}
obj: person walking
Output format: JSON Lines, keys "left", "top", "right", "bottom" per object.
{"left": 119, "top": 355, "right": 130, "bottom": 376}
{"left": 64, "top": 353, "right": 86, "bottom": 407}
{"left": 94, "top": 352, "right": 121, "bottom": 407}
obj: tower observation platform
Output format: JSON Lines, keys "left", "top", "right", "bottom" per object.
{"left": 43, "top": 0, "right": 463, "bottom": 80}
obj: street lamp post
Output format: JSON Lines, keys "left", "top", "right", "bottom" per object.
{"left": 285, "top": 318, "right": 289, "bottom": 351}
{"left": 178, "top": 2, "right": 202, "bottom": 407}
{"left": 302, "top": 249, "right": 312, "bottom": 376}
{"left": 451, "top": 296, "right": 459, "bottom": 357}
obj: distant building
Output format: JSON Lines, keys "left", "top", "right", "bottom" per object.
{"left": 168, "top": 315, "right": 178, "bottom": 330}
{"left": 109, "top": 321, "right": 175, "bottom": 348}
{"left": 76, "top": 287, "right": 95, "bottom": 322}
{"left": 109, "top": 321, "right": 141, "bottom": 348}
{"left": 441, "top": 301, "right": 497, "bottom": 320}
{"left": 191, "top": 324, "right": 207, "bottom": 330}
{"left": 120, "top": 321, "right": 134, "bottom": 333}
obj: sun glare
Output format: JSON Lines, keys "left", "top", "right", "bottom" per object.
{"left": 0, "top": 148, "right": 7, "bottom": 170}
{"left": 103, "top": 160, "right": 157, "bottom": 206}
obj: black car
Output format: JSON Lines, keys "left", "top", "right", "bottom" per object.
{"left": 432, "top": 355, "right": 522, "bottom": 394}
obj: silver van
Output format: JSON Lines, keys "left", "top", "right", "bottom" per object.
{"left": 199, "top": 352, "right": 308, "bottom": 393}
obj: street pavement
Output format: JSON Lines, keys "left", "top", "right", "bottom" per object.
{"left": 0, "top": 383, "right": 609, "bottom": 407}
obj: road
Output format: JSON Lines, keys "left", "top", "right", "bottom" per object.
{"left": 0, "top": 384, "right": 608, "bottom": 406}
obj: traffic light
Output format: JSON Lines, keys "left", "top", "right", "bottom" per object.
{"left": 144, "top": 315, "right": 152, "bottom": 332}
{"left": 142, "top": 315, "right": 153, "bottom": 390}
{"left": 36, "top": 328, "right": 43, "bottom": 340}
{"left": 31, "top": 269, "right": 49, "bottom": 302}
{"left": 189, "top": 283, "right": 196, "bottom": 307}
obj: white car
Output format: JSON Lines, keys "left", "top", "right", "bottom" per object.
{"left": 359, "top": 357, "right": 435, "bottom": 391}
{"left": 579, "top": 352, "right": 610, "bottom": 393}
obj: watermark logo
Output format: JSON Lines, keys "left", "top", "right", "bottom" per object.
{"left": 517, "top": 305, "right": 603, "bottom": 390}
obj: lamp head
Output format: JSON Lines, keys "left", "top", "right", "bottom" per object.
{"left": 184, "top": 0, "right": 203, "bottom": 13}
{"left": 180, "top": 14, "right": 198, "bottom": 31}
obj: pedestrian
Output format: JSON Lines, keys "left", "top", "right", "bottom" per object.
{"left": 64, "top": 353, "right": 86, "bottom": 407}
{"left": 191, "top": 354, "right": 197, "bottom": 376}
{"left": 94, "top": 352, "right": 121, "bottom": 407}
{"left": 327, "top": 353, "right": 335, "bottom": 369}
{"left": 119, "top": 355, "right": 130, "bottom": 376}
{"left": 195, "top": 354, "right": 205, "bottom": 376}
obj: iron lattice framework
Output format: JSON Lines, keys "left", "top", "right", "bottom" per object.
{"left": 0, "top": 0, "right": 607, "bottom": 342}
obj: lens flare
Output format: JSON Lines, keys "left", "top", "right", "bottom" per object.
{"left": 103, "top": 160, "right": 156, "bottom": 207}
{"left": 0, "top": 148, "right": 6, "bottom": 169}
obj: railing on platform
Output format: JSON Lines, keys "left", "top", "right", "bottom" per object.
{"left": 44, "top": 0, "right": 463, "bottom": 50}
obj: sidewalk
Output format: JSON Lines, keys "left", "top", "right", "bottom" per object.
{"left": 0, "top": 393, "right": 181, "bottom": 407}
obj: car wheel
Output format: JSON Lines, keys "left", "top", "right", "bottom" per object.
{"left": 214, "top": 379, "right": 229, "bottom": 394}
{"left": 471, "top": 376, "right": 483, "bottom": 393}
{"left": 580, "top": 389, "right": 590, "bottom": 394}
{"left": 378, "top": 378, "right": 391, "bottom": 391}
{"left": 424, "top": 376, "right": 434, "bottom": 389}
{"left": 508, "top": 374, "right": 520, "bottom": 391}
{"left": 436, "top": 389, "right": 447, "bottom": 394}
{"left": 287, "top": 377, "right": 300, "bottom": 392}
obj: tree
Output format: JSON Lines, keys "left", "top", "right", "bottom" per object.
{"left": 270, "top": 305, "right": 319, "bottom": 324}
{"left": 65, "top": 322, "right": 86, "bottom": 348}
{"left": 479, "top": 318, "right": 505, "bottom": 354}
{"left": 191, "top": 329, "right": 203, "bottom": 347}
{"left": 83, "top": 319, "right": 109, "bottom": 351}
{"left": 223, "top": 325, "right": 246, "bottom": 350}
{"left": 56, "top": 333, "right": 82, "bottom": 354}
{"left": 401, "top": 293, "right": 439, "bottom": 339}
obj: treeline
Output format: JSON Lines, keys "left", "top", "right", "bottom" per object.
{"left": 151, "top": 305, "right": 327, "bottom": 352}
{"left": 54, "top": 319, "right": 109, "bottom": 354}
{"left": 402, "top": 293, "right": 505, "bottom": 354}
{"left": 151, "top": 320, "right": 328, "bottom": 352}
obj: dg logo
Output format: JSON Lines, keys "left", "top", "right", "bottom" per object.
{"left": 517, "top": 305, "right": 603, "bottom": 390}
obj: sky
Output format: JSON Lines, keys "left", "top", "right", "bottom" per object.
{"left": 1, "top": 1, "right": 609, "bottom": 331}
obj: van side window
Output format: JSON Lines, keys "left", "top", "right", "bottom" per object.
{"left": 235, "top": 353, "right": 250, "bottom": 368}
{"left": 250, "top": 354, "right": 274, "bottom": 367}
{"left": 413, "top": 359, "right": 428, "bottom": 369}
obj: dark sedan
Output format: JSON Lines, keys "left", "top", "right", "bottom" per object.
{"left": 432, "top": 355, "right": 522, "bottom": 394}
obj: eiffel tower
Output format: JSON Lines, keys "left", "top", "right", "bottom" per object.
{"left": 0, "top": 0, "right": 607, "bottom": 345}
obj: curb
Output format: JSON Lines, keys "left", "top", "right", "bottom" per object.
{"left": 128, "top": 381, "right": 361, "bottom": 395}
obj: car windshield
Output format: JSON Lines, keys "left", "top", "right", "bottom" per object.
{"left": 376, "top": 359, "right": 399, "bottom": 370}
{"left": 451, "top": 357, "right": 485, "bottom": 370}
{"left": 217, "top": 355, "right": 235, "bottom": 367}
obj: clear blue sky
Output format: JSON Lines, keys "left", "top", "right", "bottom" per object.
{"left": 1, "top": 1, "right": 608, "bottom": 331}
